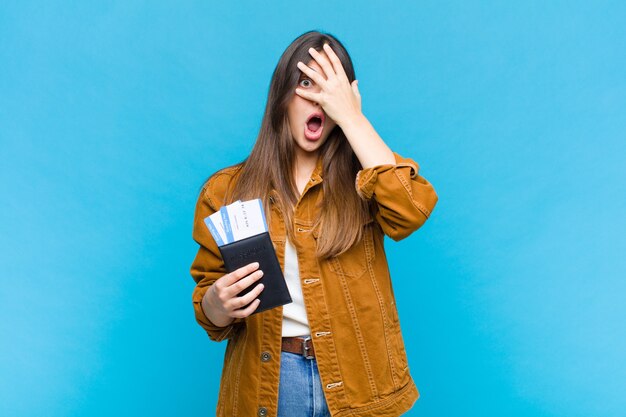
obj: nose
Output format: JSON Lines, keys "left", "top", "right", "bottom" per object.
{"left": 312, "top": 84, "right": 322, "bottom": 107}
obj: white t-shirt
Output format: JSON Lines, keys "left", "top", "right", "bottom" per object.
{"left": 281, "top": 238, "right": 311, "bottom": 337}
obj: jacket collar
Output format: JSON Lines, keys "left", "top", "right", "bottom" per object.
{"left": 310, "top": 153, "right": 324, "bottom": 184}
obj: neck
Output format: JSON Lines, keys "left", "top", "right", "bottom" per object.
{"left": 293, "top": 148, "right": 319, "bottom": 180}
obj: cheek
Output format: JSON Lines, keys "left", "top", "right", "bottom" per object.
{"left": 326, "top": 120, "right": 338, "bottom": 135}
{"left": 286, "top": 104, "right": 299, "bottom": 130}
{"left": 290, "top": 101, "right": 307, "bottom": 124}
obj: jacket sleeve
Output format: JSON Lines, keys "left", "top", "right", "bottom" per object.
{"left": 190, "top": 173, "right": 245, "bottom": 342}
{"left": 355, "top": 152, "right": 438, "bottom": 241}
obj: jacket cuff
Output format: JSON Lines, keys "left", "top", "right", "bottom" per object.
{"left": 356, "top": 153, "right": 419, "bottom": 200}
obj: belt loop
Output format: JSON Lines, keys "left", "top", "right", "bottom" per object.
{"left": 302, "top": 336, "right": 314, "bottom": 359}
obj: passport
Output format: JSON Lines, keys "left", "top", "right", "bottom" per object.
{"left": 204, "top": 198, "right": 291, "bottom": 314}
{"left": 219, "top": 231, "right": 292, "bottom": 314}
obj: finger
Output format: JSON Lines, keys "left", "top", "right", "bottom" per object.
{"left": 225, "top": 269, "right": 264, "bottom": 298}
{"left": 323, "top": 43, "right": 349, "bottom": 81}
{"left": 230, "top": 281, "right": 264, "bottom": 310}
{"left": 308, "top": 47, "right": 336, "bottom": 81}
{"left": 231, "top": 298, "right": 261, "bottom": 318}
{"left": 294, "top": 87, "right": 322, "bottom": 103}
{"left": 223, "top": 261, "right": 260, "bottom": 286}
{"left": 352, "top": 80, "right": 362, "bottom": 111}
{"left": 296, "top": 61, "right": 326, "bottom": 86}
{"left": 351, "top": 80, "right": 360, "bottom": 96}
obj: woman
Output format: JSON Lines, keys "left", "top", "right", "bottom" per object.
{"left": 190, "top": 30, "right": 438, "bottom": 417}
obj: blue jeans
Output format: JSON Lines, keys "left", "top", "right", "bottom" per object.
{"left": 277, "top": 351, "right": 331, "bottom": 417}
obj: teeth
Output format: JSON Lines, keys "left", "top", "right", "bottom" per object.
{"left": 308, "top": 114, "right": 323, "bottom": 123}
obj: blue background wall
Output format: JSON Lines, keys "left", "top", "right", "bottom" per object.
{"left": 1, "top": 1, "right": 624, "bottom": 416}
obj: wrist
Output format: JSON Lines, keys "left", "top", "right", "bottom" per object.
{"left": 337, "top": 111, "right": 365, "bottom": 131}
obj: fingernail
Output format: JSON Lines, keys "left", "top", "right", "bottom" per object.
{"left": 258, "top": 270, "right": 264, "bottom": 277}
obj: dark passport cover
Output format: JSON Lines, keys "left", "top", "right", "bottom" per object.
{"left": 218, "top": 231, "right": 292, "bottom": 315}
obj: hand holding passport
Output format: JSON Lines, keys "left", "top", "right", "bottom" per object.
{"left": 204, "top": 199, "right": 292, "bottom": 315}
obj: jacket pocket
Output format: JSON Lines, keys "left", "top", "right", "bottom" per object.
{"left": 328, "top": 220, "right": 376, "bottom": 278}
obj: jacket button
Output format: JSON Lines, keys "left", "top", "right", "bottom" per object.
{"left": 260, "top": 351, "right": 271, "bottom": 362}
{"left": 258, "top": 406, "right": 268, "bottom": 416}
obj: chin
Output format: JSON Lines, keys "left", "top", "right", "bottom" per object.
{"left": 292, "top": 134, "right": 320, "bottom": 152}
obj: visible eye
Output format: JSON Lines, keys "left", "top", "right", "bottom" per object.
{"left": 299, "top": 78, "right": 312, "bottom": 88}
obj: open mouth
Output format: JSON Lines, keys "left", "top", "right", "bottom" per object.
{"left": 304, "top": 112, "right": 324, "bottom": 141}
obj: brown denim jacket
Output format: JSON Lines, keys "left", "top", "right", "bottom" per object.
{"left": 190, "top": 152, "right": 438, "bottom": 417}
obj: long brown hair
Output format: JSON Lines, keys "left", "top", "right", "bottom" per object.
{"left": 210, "top": 30, "right": 372, "bottom": 259}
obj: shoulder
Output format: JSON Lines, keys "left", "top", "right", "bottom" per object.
{"left": 198, "top": 164, "right": 243, "bottom": 211}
